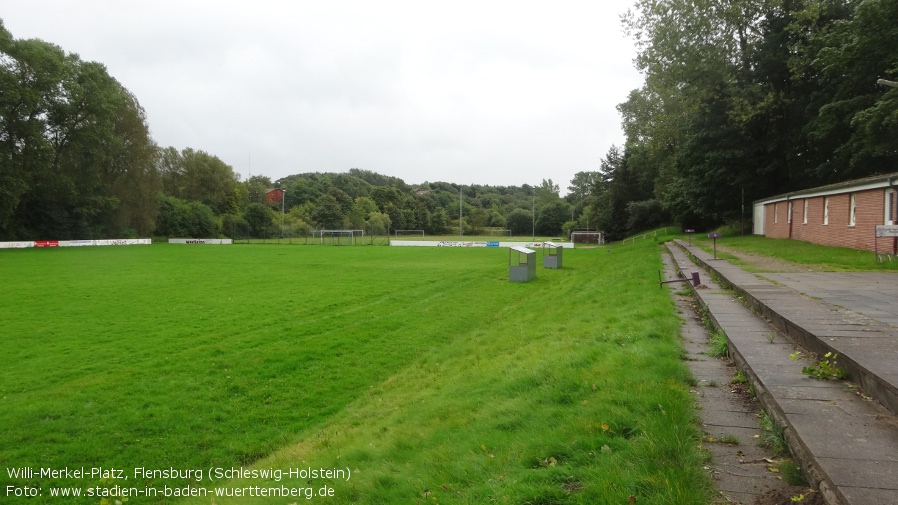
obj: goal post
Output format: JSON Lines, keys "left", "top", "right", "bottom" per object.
{"left": 313, "top": 229, "right": 365, "bottom": 245}
{"left": 570, "top": 230, "right": 605, "bottom": 245}
{"left": 394, "top": 229, "right": 425, "bottom": 237}
{"left": 488, "top": 229, "right": 512, "bottom": 236}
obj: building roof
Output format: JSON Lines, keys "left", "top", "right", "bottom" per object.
{"left": 754, "top": 172, "right": 898, "bottom": 205}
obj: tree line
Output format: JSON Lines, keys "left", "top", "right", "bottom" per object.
{"left": 0, "top": 20, "right": 593, "bottom": 241}
{"left": 9, "top": 2, "right": 889, "bottom": 243}
{"left": 591, "top": 0, "right": 898, "bottom": 240}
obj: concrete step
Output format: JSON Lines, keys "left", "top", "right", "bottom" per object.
{"left": 670, "top": 240, "right": 898, "bottom": 416}
{"left": 665, "top": 241, "right": 898, "bottom": 505}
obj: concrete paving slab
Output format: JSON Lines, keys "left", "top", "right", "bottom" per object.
{"left": 816, "top": 458, "right": 898, "bottom": 488}
{"left": 839, "top": 486, "right": 898, "bottom": 505}
{"left": 700, "top": 408, "right": 765, "bottom": 430}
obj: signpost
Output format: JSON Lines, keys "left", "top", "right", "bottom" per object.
{"left": 685, "top": 228, "right": 695, "bottom": 246}
{"left": 874, "top": 225, "right": 898, "bottom": 261}
{"left": 707, "top": 233, "right": 722, "bottom": 260}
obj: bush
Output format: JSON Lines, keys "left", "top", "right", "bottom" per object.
{"left": 155, "top": 196, "right": 219, "bottom": 237}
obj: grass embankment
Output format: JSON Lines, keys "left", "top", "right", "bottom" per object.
{"left": 0, "top": 242, "right": 711, "bottom": 504}
{"left": 691, "top": 233, "right": 897, "bottom": 271}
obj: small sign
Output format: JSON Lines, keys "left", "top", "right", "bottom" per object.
{"left": 707, "top": 233, "right": 722, "bottom": 239}
{"left": 685, "top": 229, "right": 695, "bottom": 233}
{"left": 876, "top": 225, "right": 898, "bottom": 238}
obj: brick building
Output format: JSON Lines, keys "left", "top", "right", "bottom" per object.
{"left": 264, "top": 188, "right": 285, "bottom": 205}
{"left": 752, "top": 172, "right": 898, "bottom": 254}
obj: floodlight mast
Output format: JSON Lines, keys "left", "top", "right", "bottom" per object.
{"left": 532, "top": 190, "right": 535, "bottom": 242}
{"left": 459, "top": 186, "right": 463, "bottom": 237}
{"left": 281, "top": 188, "right": 286, "bottom": 240}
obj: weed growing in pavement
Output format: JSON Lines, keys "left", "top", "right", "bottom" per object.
{"left": 706, "top": 330, "right": 729, "bottom": 357}
{"left": 790, "top": 351, "right": 847, "bottom": 380}
{"left": 779, "top": 459, "right": 806, "bottom": 486}
{"left": 731, "top": 369, "right": 748, "bottom": 384}
{"left": 759, "top": 411, "right": 788, "bottom": 454}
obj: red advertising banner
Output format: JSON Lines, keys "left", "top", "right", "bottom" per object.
{"left": 34, "top": 241, "right": 60, "bottom": 247}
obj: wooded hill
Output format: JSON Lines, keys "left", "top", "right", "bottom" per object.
{"left": 3, "top": 0, "right": 896, "bottom": 241}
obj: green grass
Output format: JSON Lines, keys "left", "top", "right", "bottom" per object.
{"left": 706, "top": 331, "right": 729, "bottom": 358}
{"left": 0, "top": 241, "right": 712, "bottom": 504}
{"left": 692, "top": 234, "right": 898, "bottom": 271}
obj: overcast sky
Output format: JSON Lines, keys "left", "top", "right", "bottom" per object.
{"left": 2, "top": 1, "right": 643, "bottom": 194}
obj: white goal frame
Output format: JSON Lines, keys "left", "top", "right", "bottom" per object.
{"left": 570, "top": 231, "right": 605, "bottom": 245}
{"left": 394, "top": 229, "right": 425, "bottom": 237}
{"left": 314, "top": 229, "right": 365, "bottom": 245}
{"left": 488, "top": 229, "right": 512, "bottom": 236}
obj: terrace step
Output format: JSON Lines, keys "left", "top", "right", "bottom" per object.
{"left": 665, "top": 240, "right": 898, "bottom": 505}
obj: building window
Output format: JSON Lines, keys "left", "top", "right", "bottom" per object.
{"left": 886, "top": 189, "right": 896, "bottom": 225}
{"left": 803, "top": 199, "right": 808, "bottom": 224}
{"left": 774, "top": 202, "right": 778, "bottom": 224}
{"left": 788, "top": 201, "right": 793, "bottom": 224}
{"left": 849, "top": 193, "right": 857, "bottom": 227}
{"left": 823, "top": 197, "right": 829, "bottom": 225}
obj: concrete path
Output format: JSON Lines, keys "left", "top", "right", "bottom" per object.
{"left": 661, "top": 251, "right": 791, "bottom": 504}
{"left": 665, "top": 240, "right": 898, "bottom": 505}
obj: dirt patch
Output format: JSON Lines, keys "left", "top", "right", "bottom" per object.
{"left": 753, "top": 486, "right": 825, "bottom": 505}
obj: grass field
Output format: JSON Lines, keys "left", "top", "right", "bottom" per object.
{"left": 0, "top": 241, "right": 711, "bottom": 504}
{"left": 690, "top": 233, "right": 898, "bottom": 271}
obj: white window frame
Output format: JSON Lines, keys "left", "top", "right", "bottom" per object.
{"left": 788, "top": 201, "right": 793, "bottom": 224}
{"left": 803, "top": 199, "right": 808, "bottom": 224}
{"left": 849, "top": 193, "right": 857, "bottom": 227}
{"left": 885, "top": 189, "right": 896, "bottom": 225}
{"left": 774, "top": 202, "right": 778, "bottom": 224}
{"left": 823, "top": 197, "right": 829, "bottom": 225}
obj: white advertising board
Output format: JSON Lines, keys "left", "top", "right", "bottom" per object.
{"left": 0, "top": 241, "right": 34, "bottom": 249}
{"left": 168, "top": 238, "right": 233, "bottom": 245}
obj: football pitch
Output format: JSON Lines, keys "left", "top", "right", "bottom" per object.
{"left": 0, "top": 242, "right": 711, "bottom": 504}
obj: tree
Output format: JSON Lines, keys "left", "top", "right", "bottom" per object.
{"left": 506, "top": 208, "right": 533, "bottom": 236}
{"left": 154, "top": 196, "right": 217, "bottom": 237}
{"left": 244, "top": 175, "right": 272, "bottom": 205}
{"left": 0, "top": 21, "right": 160, "bottom": 239}
{"left": 804, "top": 0, "right": 898, "bottom": 179}
{"left": 536, "top": 201, "right": 571, "bottom": 236}
{"left": 243, "top": 203, "right": 273, "bottom": 238}
{"left": 535, "top": 179, "right": 560, "bottom": 207}
{"left": 365, "top": 211, "right": 391, "bottom": 235}
{"left": 311, "top": 194, "right": 343, "bottom": 229}
{"left": 428, "top": 209, "right": 448, "bottom": 235}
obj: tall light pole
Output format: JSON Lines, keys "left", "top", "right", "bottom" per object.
{"left": 459, "top": 186, "right": 463, "bottom": 236}
{"left": 531, "top": 190, "right": 535, "bottom": 242}
{"left": 281, "top": 188, "right": 286, "bottom": 241}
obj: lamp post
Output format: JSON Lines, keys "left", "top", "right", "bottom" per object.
{"left": 459, "top": 186, "right": 463, "bottom": 237}
{"left": 281, "top": 188, "right": 286, "bottom": 241}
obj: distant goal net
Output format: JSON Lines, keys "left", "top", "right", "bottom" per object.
{"left": 570, "top": 230, "right": 605, "bottom": 245}
{"left": 314, "top": 229, "right": 365, "bottom": 245}
{"left": 488, "top": 229, "right": 512, "bottom": 236}
{"left": 394, "top": 229, "right": 425, "bottom": 237}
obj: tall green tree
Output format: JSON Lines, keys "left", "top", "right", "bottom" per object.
{"left": 311, "top": 194, "right": 344, "bottom": 229}
{"left": 0, "top": 20, "right": 159, "bottom": 239}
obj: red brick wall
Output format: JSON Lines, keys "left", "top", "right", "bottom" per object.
{"left": 763, "top": 189, "right": 894, "bottom": 253}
